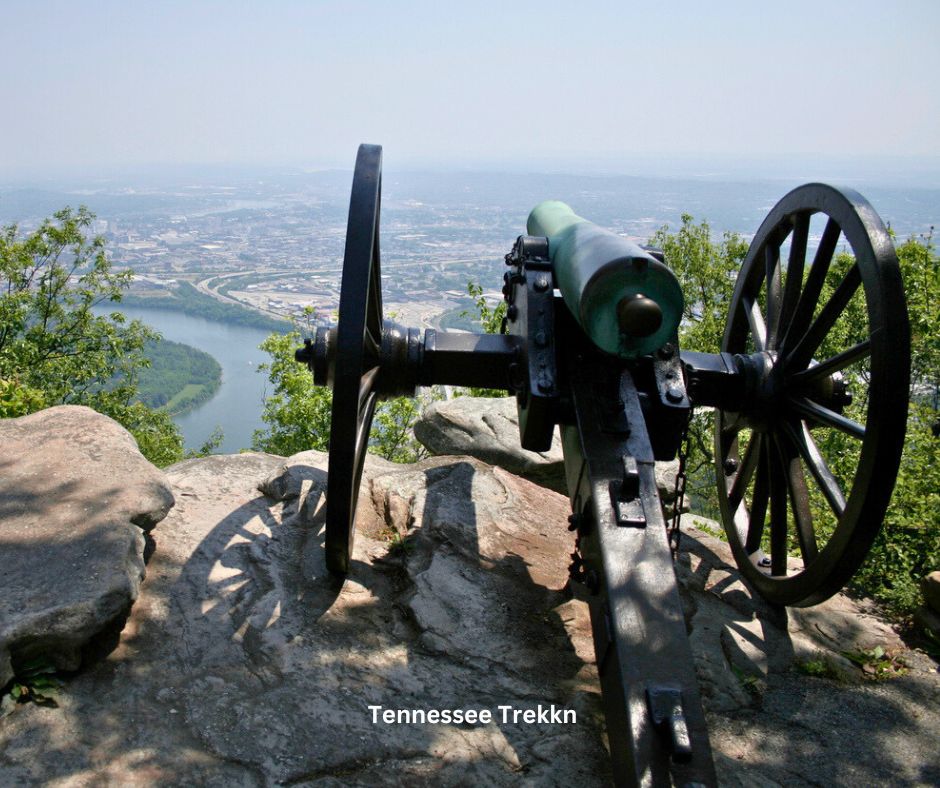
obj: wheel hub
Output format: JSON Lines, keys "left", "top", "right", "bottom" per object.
{"left": 733, "top": 350, "right": 782, "bottom": 430}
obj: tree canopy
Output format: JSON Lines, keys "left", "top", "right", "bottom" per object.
{"left": 0, "top": 207, "right": 185, "bottom": 466}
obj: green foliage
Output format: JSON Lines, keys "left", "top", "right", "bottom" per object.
{"left": 845, "top": 236, "right": 940, "bottom": 614}
{"left": 794, "top": 655, "right": 842, "bottom": 680}
{"left": 252, "top": 328, "right": 430, "bottom": 462}
{"left": 730, "top": 664, "right": 764, "bottom": 696}
{"left": 371, "top": 395, "right": 428, "bottom": 463}
{"left": 186, "top": 426, "right": 224, "bottom": 458}
{"left": 252, "top": 330, "right": 333, "bottom": 455}
{"left": 381, "top": 527, "right": 415, "bottom": 557}
{"left": 459, "top": 281, "right": 510, "bottom": 398}
{"left": 4, "top": 657, "right": 62, "bottom": 709}
{"left": 0, "top": 207, "right": 185, "bottom": 467}
{"left": 649, "top": 215, "right": 749, "bottom": 353}
{"left": 901, "top": 230, "right": 940, "bottom": 394}
{"left": 465, "top": 281, "right": 507, "bottom": 335}
{"left": 841, "top": 645, "right": 907, "bottom": 680}
{"left": 110, "top": 400, "right": 186, "bottom": 468}
{"left": 650, "top": 218, "right": 940, "bottom": 618}
{"left": 0, "top": 377, "right": 47, "bottom": 417}
{"left": 122, "top": 280, "right": 289, "bottom": 332}
{"left": 648, "top": 216, "right": 749, "bottom": 515}
{"left": 137, "top": 338, "right": 222, "bottom": 415}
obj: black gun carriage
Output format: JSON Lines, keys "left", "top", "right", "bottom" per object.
{"left": 294, "top": 144, "right": 911, "bottom": 786}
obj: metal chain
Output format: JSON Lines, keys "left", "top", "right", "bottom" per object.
{"left": 668, "top": 419, "right": 691, "bottom": 560}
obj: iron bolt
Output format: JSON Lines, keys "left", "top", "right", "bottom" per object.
{"left": 507, "top": 304, "right": 519, "bottom": 321}
{"left": 665, "top": 386, "right": 684, "bottom": 403}
{"left": 534, "top": 275, "right": 551, "bottom": 292}
{"left": 585, "top": 570, "right": 600, "bottom": 594}
{"left": 658, "top": 343, "right": 675, "bottom": 359}
{"left": 723, "top": 458, "right": 739, "bottom": 476}
{"left": 535, "top": 330, "right": 547, "bottom": 347}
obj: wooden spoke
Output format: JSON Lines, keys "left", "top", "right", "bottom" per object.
{"left": 781, "top": 435, "right": 819, "bottom": 565}
{"left": 789, "top": 396, "right": 865, "bottom": 440}
{"left": 789, "top": 339, "right": 871, "bottom": 387}
{"left": 779, "top": 420, "right": 846, "bottom": 519}
{"left": 359, "top": 366, "right": 379, "bottom": 406}
{"left": 786, "top": 264, "right": 861, "bottom": 372}
{"left": 743, "top": 296, "right": 767, "bottom": 351}
{"left": 778, "top": 212, "right": 810, "bottom": 343}
{"left": 780, "top": 217, "right": 841, "bottom": 352}
{"left": 745, "top": 443, "right": 770, "bottom": 554}
{"left": 364, "top": 327, "right": 381, "bottom": 359}
{"left": 727, "top": 433, "right": 763, "bottom": 513}
{"left": 768, "top": 440, "right": 789, "bottom": 576}
{"left": 765, "top": 244, "right": 783, "bottom": 348}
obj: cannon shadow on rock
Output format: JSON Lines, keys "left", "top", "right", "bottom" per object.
{"left": 672, "top": 524, "right": 940, "bottom": 787}
{"left": 144, "top": 454, "right": 610, "bottom": 784}
{"left": 2, "top": 451, "right": 938, "bottom": 786}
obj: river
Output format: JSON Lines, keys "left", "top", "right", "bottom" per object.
{"left": 103, "top": 306, "right": 280, "bottom": 454}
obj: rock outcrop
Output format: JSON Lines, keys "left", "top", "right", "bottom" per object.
{"left": 1, "top": 447, "right": 609, "bottom": 785}
{"left": 1, "top": 407, "right": 938, "bottom": 786}
{"left": 924, "top": 571, "right": 940, "bottom": 613}
{"left": 916, "top": 570, "right": 940, "bottom": 640}
{"left": 414, "top": 396, "right": 568, "bottom": 493}
{"left": 413, "top": 395, "right": 681, "bottom": 504}
{"left": 0, "top": 406, "right": 174, "bottom": 688}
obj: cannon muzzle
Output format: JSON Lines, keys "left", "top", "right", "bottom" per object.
{"left": 527, "top": 200, "right": 683, "bottom": 358}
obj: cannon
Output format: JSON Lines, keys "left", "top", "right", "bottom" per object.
{"left": 294, "top": 144, "right": 911, "bottom": 786}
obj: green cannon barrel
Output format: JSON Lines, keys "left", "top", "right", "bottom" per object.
{"left": 527, "top": 200, "right": 683, "bottom": 358}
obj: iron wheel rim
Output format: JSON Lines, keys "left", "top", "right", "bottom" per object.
{"left": 715, "top": 183, "right": 910, "bottom": 607}
{"left": 325, "top": 143, "right": 384, "bottom": 576}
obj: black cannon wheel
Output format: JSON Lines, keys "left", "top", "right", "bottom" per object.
{"left": 715, "top": 184, "right": 910, "bottom": 607}
{"left": 325, "top": 144, "right": 384, "bottom": 576}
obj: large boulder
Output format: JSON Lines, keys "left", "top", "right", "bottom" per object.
{"left": 414, "top": 395, "right": 682, "bottom": 503}
{"left": 414, "top": 396, "right": 568, "bottom": 493}
{"left": 0, "top": 406, "right": 174, "bottom": 687}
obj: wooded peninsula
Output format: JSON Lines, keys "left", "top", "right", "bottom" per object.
{"left": 137, "top": 338, "right": 222, "bottom": 416}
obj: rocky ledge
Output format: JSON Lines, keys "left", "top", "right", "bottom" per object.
{"left": 0, "top": 406, "right": 174, "bottom": 689}
{"left": 0, "top": 406, "right": 938, "bottom": 786}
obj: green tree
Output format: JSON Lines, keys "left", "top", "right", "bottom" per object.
{"left": 648, "top": 216, "right": 749, "bottom": 515}
{"left": 465, "top": 281, "right": 507, "bottom": 335}
{"left": 814, "top": 236, "right": 940, "bottom": 613}
{"left": 0, "top": 207, "right": 185, "bottom": 466}
{"left": 252, "top": 330, "right": 333, "bottom": 455}
{"left": 459, "top": 281, "right": 510, "bottom": 398}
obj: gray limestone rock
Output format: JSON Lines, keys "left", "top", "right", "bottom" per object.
{"left": 0, "top": 450, "right": 609, "bottom": 785}
{"left": 0, "top": 405, "right": 175, "bottom": 687}
{"left": 1, "top": 442, "right": 938, "bottom": 786}
{"left": 414, "top": 396, "right": 567, "bottom": 493}
{"left": 414, "top": 395, "right": 682, "bottom": 503}
{"left": 922, "top": 570, "right": 940, "bottom": 614}
{"left": 914, "top": 604, "right": 940, "bottom": 640}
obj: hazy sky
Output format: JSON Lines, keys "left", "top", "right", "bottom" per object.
{"left": 2, "top": 0, "right": 939, "bottom": 174}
